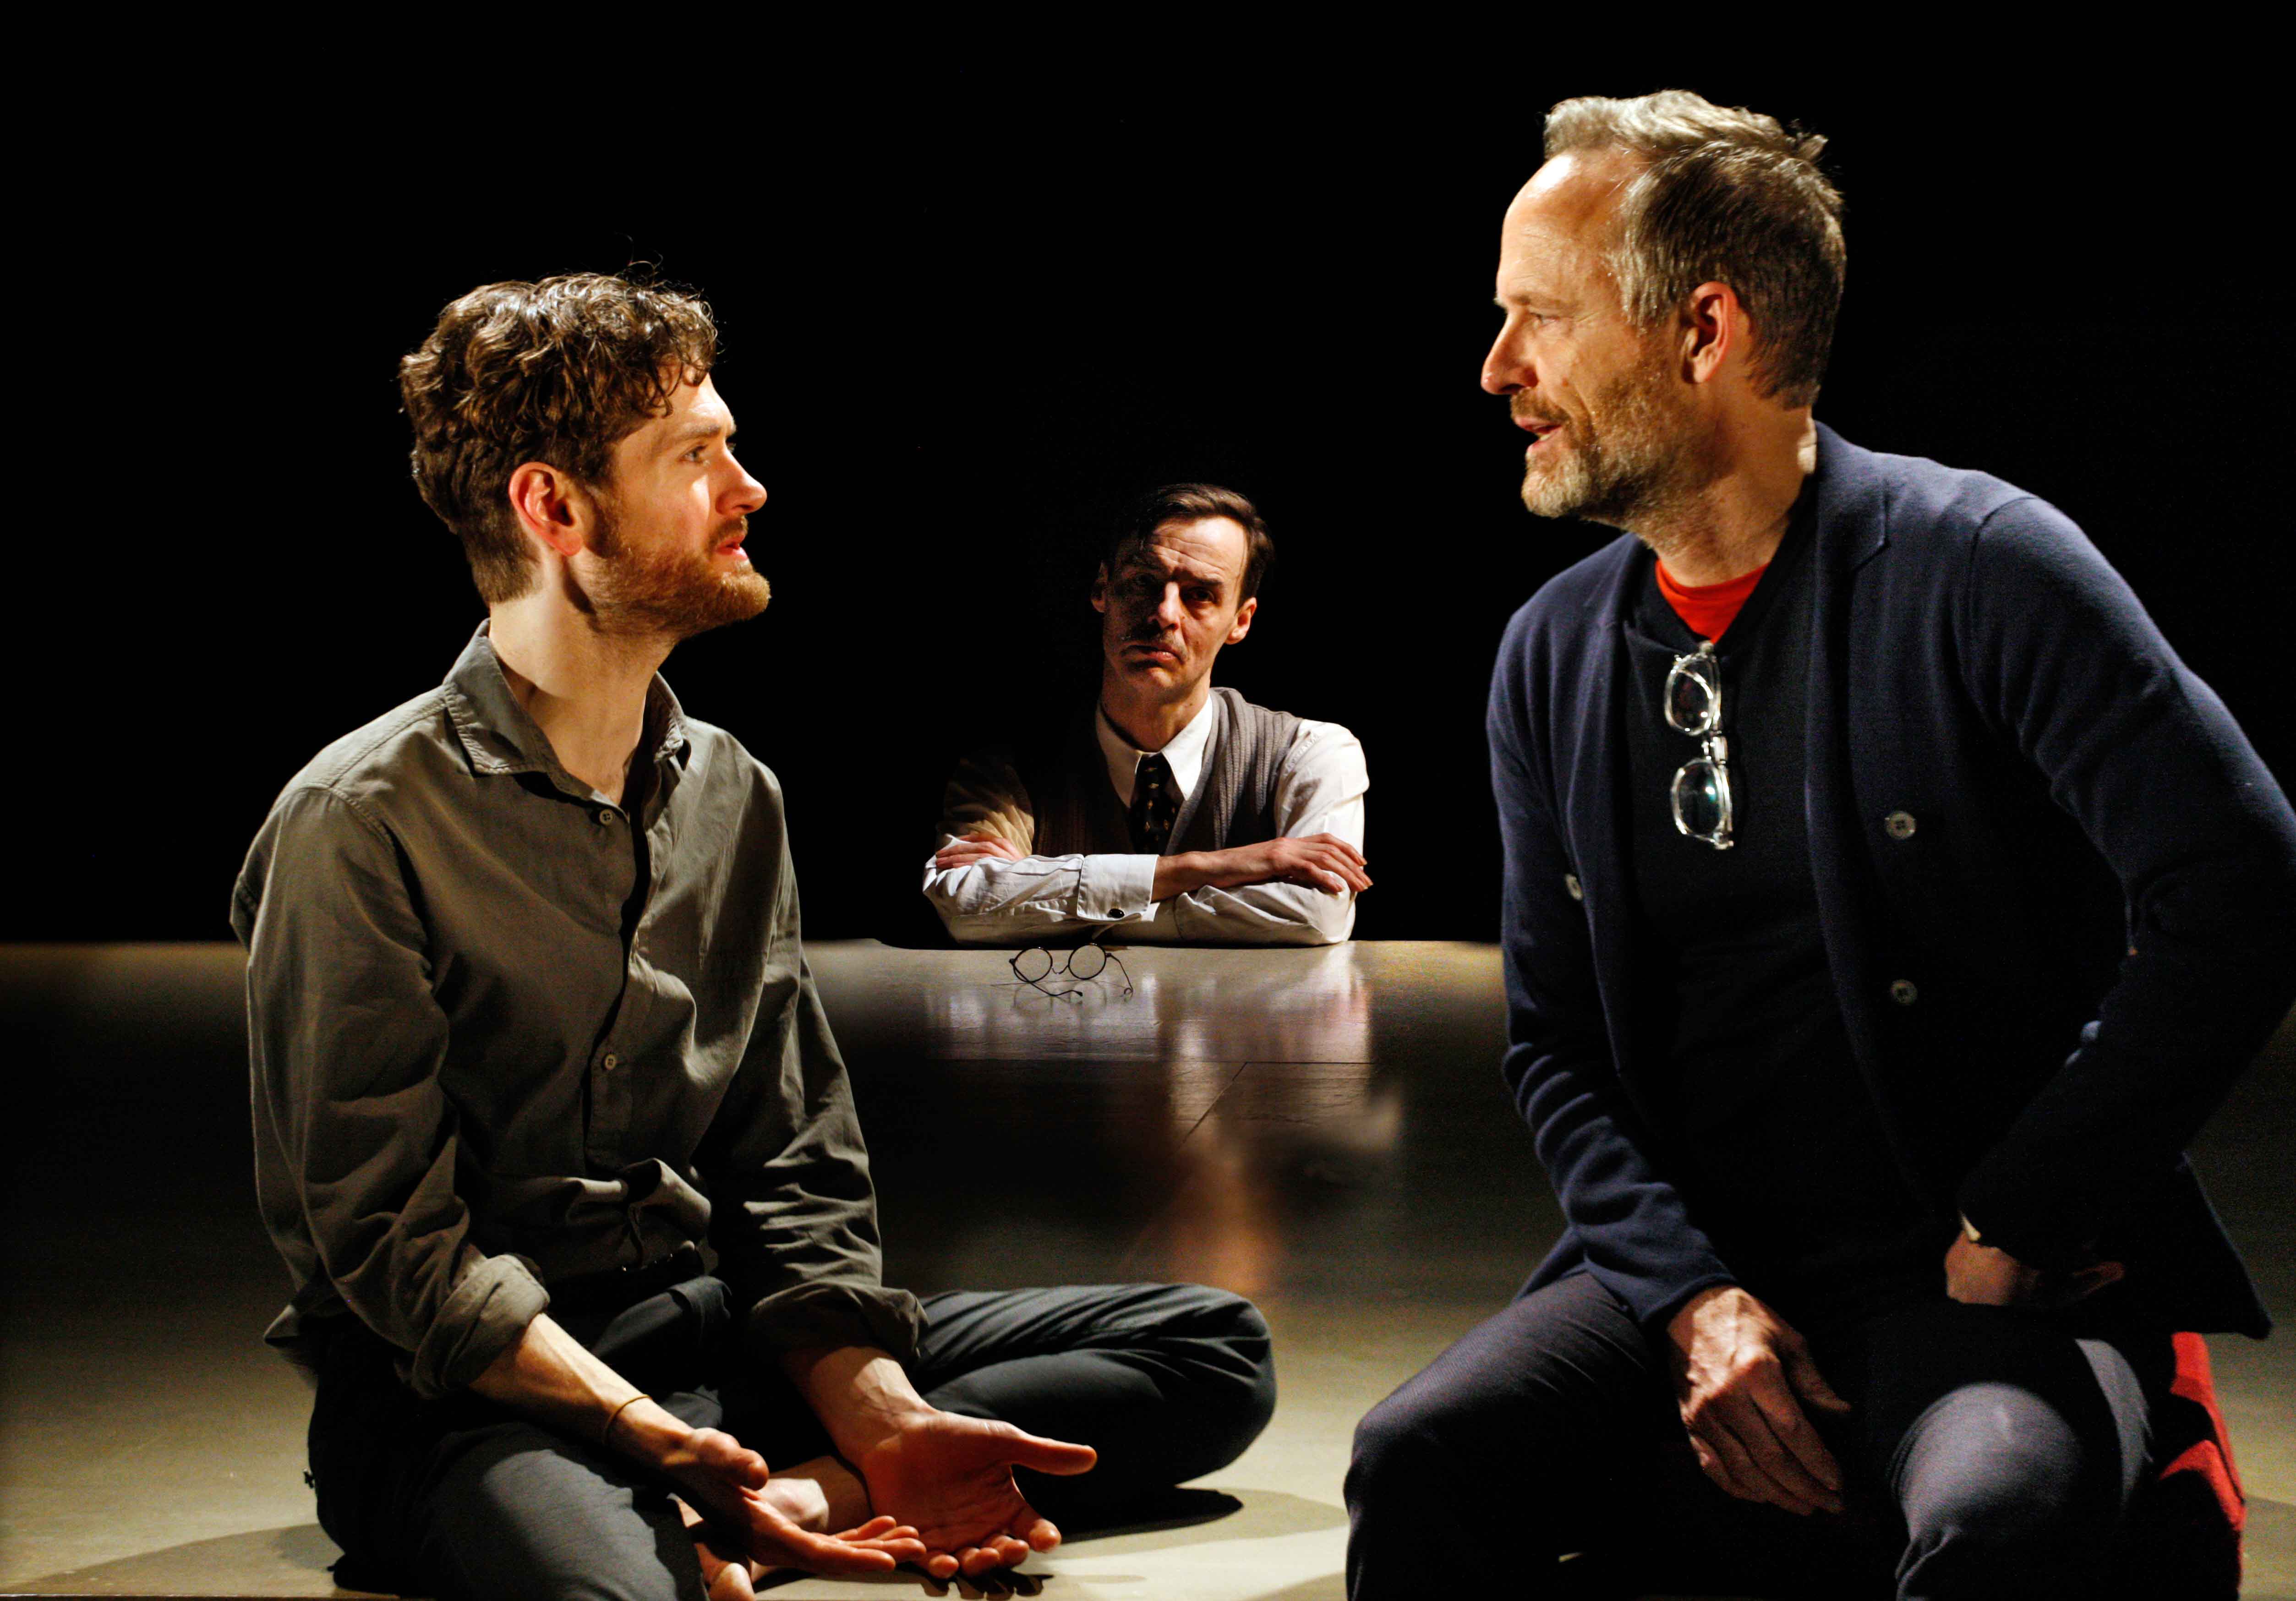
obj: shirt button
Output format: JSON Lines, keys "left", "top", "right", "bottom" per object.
{"left": 597, "top": 809, "right": 615, "bottom": 825}
{"left": 601, "top": 1053, "right": 620, "bottom": 1071}
{"left": 1564, "top": 873, "right": 1584, "bottom": 902}
{"left": 1884, "top": 810, "right": 1918, "bottom": 841}
{"left": 1888, "top": 979, "right": 1919, "bottom": 1006}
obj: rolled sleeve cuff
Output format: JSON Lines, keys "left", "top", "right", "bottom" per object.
{"left": 407, "top": 1253, "right": 550, "bottom": 1399}
{"left": 744, "top": 1281, "right": 927, "bottom": 1366}
{"left": 1077, "top": 853, "right": 1157, "bottom": 920}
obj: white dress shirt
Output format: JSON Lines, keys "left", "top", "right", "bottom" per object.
{"left": 924, "top": 698, "right": 1368, "bottom": 946}
{"left": 1098, "top": 697, "right": 1218, "bottom": 808}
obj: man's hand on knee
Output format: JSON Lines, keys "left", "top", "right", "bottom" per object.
{"left": 1665, "top": 1285, "right": 1851, "bottom": 1518}
{"left": 1943, "top": 1231, "right": 2124, "bottom": 1309}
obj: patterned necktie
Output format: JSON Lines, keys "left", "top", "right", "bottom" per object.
{"left": 1131, "top": 753, "right": 1178, "bottom": 853}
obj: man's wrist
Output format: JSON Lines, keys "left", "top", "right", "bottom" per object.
{"left": 601, "top": 1392, "right": 652, "bottom": 1449}
{"left": 839, "top": 1389, "right": 940, "bottom": 1459}
{"left": 1152, "top": 850, "right": 1214, "bottom": 900}
{"left": 780, "top": 1346, "right": 937, "bottom": 1461}
{"left": 612, "top": 1398, "right": 697, "bottom": 1470}
{"left": 1664, "top": 1282, "right": 1737, "bottom": 1351}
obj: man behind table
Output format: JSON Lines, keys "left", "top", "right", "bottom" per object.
{"left": 1344, "top": 91, "right": 2296, "bottom": 1599}
{"left": 232, "top": 274, "right": 1274, "bottom": 1600}
{"left": 925, "top": 484, "right": 1372, "bottom": 946}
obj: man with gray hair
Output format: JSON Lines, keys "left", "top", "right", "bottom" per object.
{"left": 1345, "top": 91, "right": 2296, "bottom": 1598}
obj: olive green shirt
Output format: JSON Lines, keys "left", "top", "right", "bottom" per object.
{"left": 231, "top": 625, "right": 920, "bottom": 1398}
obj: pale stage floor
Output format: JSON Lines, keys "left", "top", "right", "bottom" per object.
{"left": 3, "top": 941, "right": 2291, "bottom": 1600}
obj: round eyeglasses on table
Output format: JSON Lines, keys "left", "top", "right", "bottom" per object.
{"left": 1665, "top": 642, "right": 1735, "bottom": 850}
{"left": 1010, "top": 941, "right": 1134, "bottom": 1000}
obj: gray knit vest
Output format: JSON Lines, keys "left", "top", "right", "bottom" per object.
{"left": 1023, "top": 688, "right": 1302, "bottom": 858}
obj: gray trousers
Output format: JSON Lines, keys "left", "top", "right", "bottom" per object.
{"left": 1346, "top": 1273, "right": 2161, "bottom": 1601}
{"left": 309, "top": 1279, "right": 1276, "bottom": 1601}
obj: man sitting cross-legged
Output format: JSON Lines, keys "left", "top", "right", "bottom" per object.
{"left": 232, "top": 273, "right": 1275, "bottom": 1601}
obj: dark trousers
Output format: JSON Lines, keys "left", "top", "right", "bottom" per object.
{"left": 309, "top": 1279, "right": 1276, "bottom": 1601}
{"left": 1345, "top": 1273, "right": 2160, "bottom": 1601}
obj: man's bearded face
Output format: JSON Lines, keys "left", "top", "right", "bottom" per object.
{"left": 1514, "top": 333, "right": 1693, "bottom": 529}
{"left": 584, "top": 499, "right": 771, "bottom": 640}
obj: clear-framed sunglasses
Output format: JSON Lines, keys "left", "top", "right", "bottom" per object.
{"left": 1010, "top": 939, "right": 1134, "bottom": 1001}
{"left": 1664, "top": 642, "right": 1735, "bottom": 850}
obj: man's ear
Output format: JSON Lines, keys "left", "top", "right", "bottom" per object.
{"left": 507, "top": 461, "right": 596, "bottom": 561}
{"left": 1225, "top": 596, "right": 1257, "bottom": 645}
{"left": 1681, "top": 281, "right": 1742, "bottom": 386}
{"left": 1090, "top": 563, "right": 1110, "bottom": 616}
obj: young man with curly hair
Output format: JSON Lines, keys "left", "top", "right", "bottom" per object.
{"left": 232, "top": 273, "right": 1275, "bottom": 1600}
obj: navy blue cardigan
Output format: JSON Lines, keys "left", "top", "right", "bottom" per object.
{"left": 1487, "top": 425, "right": 2296, "bottom": 1339}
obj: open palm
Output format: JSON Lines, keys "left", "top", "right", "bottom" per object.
{"left": 665, "top": 1426, "right": 924, "bottom": 1576}
{"left": 857, "top": 1412, "right": 1097, "bottom": 1578}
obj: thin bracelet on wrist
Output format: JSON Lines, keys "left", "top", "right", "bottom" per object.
{"left": 601, "top": 1393, "right": 652, "bottom": 1449}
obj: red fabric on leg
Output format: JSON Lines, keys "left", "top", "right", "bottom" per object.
{"left": 2160, "top": 1330, "right": 2245, "bottom": 1534}
{"left": 2102, "top": 1331, "right": 2243, "bottom": 1598}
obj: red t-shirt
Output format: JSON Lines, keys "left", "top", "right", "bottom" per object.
{"left": 1655, "top": 559, "right": 1769, "bottom": 642}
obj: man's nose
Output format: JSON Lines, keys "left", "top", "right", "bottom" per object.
{"left": 727, "top": 464, "right": 768, "bottom": 515}
{"left": 1481, "top": 324, "right": 1528, "bottom": 395}
{"left": 1155, "top": 585, "right": 1186, "bottom": 627}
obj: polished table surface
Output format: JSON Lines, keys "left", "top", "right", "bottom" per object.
{"left": 4, "top": 940, "right": 2291, "bottom": 1598}
{"left": 814, "top": 939, "right": 1554, "bottom": 1307}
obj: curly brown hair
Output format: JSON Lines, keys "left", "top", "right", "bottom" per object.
{"left": 399, "top": 273, "right": 719, "bottom": 602}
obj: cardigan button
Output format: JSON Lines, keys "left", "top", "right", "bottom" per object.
{"left": 1888, "top": 979, "right": 1919, "bottom": 1006}
{"left": 1884, "top": 810, "right": 1917, "bottom": 841}
{"left": 1564, "top": 873, "right": 1584, "bottom": 902}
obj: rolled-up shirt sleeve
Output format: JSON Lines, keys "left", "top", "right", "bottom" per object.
{"left": 924, "top": 748, "right": 1162, "bottom": 941}
{"left": 925, "top": 845, "right": 1162, "bottom": 941}
{"left": 924, "top": 724, "right": 1368, "bottom": 945}
{"left": 701, "top": 839, "right": 925, "bottom": 1363}
{"left": 235, "top": 785, "right": 547, "bottom": 1398}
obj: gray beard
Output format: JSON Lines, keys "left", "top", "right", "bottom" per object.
{"left": 1518, "top": 354, "right": 1695, "bottom": 533}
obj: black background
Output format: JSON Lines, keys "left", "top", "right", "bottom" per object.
{"left": 20, "top": 57, "right": 2285, "bottom": 944}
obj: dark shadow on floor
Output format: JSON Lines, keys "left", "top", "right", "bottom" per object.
{"left": 10, "top": 1521, "right": 395, "bottom": 1597}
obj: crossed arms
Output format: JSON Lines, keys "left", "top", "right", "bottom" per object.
{"left": 924, "top": 719, "right": 1372, "bottom": 945}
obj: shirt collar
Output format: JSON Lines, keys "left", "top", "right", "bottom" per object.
{"left": 1097, "top": 693, "right": 1217, "bottom": 809}
{"left": 441, "top": 622, "right": 692, "bottom": 798}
